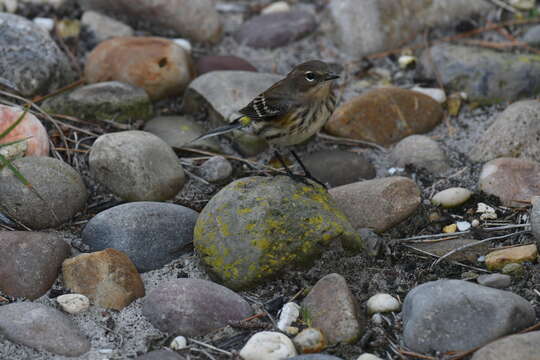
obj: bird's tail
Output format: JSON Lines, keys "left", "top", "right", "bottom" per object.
{"left": 188, "top": 116, "right": 250, "bottom": 144}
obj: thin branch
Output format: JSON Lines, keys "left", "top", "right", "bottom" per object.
{"left": 317, "top": 132, "right": 387, "bottom": 152}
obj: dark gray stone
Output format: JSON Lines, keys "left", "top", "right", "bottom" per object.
{"left": 0, "top": 13, "right": 76, "bottom": 96}
{"left": 136, "top": 349, "right": 186, "bottom": 360}
{"left": 477, "top": 274, "right": 512, "bottom": 289}
{"left": 82, "top": 202, "right": 198, "bottom": 272}
{"left": 142, "top": 279, "right": 252, "bottom": 336}
{"left": 0, "top": 232, "right": 70, "bottom": 299}
{"left": 0, "top": 157, "right": 88, "bottom": 229}
{"left": 289, "top": 356, "right": 344, "bottom": 360}
{"left": 234, "top": 10, "right": 317, "bottom": 48}
{"left": 402, "top": 279, "right": 535, "bottom": 353}
{"left": 0, "top": 303, "right": 90, "bottom": 356}
{"left": 522, "top": 25, "right": 540, "bottom": 46}
{"left": 199, "top": 156, "right": 233, "bottom": 183}
{"left": 471, "top": 331, "right": 540, "bottom": 360}
{"left": 302, "top": 150, "right": 376, "bottom": 188}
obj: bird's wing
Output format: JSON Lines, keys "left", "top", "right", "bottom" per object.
{"left": 239, "top": 85, "right": 297, "bottom": 122}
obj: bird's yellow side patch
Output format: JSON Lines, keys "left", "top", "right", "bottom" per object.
{"left": 239, "top": 116, "right": 252, "bottom": 126}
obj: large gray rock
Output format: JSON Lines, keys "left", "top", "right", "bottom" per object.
{"left": 194, "top": 176, "right": 363, "bottom": 290}
{"left": 136, "top": 350, "right": 186, "bottom": 360}
{"left": 0, "top": 13, "right": 76, "bottom": 96}
{"left": 402, "top": 280, "right": 535, "bottom": 353}
{"left": 0, "top": 302, "right": 90, "bottom": 356}
{"left": 89, "top": 130, "right": 185, "bottom": 201}
{"left": 471, "top": 331, "right": 540, "bottom": 360}
{"left": 142, "top": 279, "right": 252, "bottom": 336}
{"left": 471, "top": 101, "right": 540, "bottom": 162}
{"left": 82, "top": 202, "right": 198, "bottom": 272}
{"left": 421, "top": 44, "right": 540, "bottom": 104}
{"left": 0, "top": 232, "right": 70, "bottom": 299}
{"left": 0, "top": 157, "right": 88, "bottom": 229}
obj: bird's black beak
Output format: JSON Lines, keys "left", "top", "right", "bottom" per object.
{"left": 325, "top": 73, "right": 340, "bottom": 81}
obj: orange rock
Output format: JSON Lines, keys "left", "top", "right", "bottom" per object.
{"left": 0, "top": 104, "right": 49, "bottom": 156}
{"left": 485, "top": 244, "right": 538, "bottom": 271}
{"left": 84, "top": 37, "right": 194, "bottom": 100}
{"left": 324, "top": 87, "right": 443, "bottom": 145}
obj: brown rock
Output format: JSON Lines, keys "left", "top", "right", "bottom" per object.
{"left": 329, "top": 177, "right": 421, "bottom": 232}
{"left": 410, "top": 238, "right": 489, "bottom": 263}
{"left": 0, "top": 232, "right": 70, "bottom": 299}
{"left": 84, "top": 37, "right": 194, "bottom": 100}
{"left": 196, "top": 55, "right": 257, "bottom": 75}
{"left": 62, "top": 248, "right": 145, "bottom": 310}
{"left": 485, "top": 244, "right": 538, "bottom": 271}
{"left": 479, "top": 157, "right": 540, "bottom": 207}
{"left": 324, "top": 87, "right": 443, "bottom": 146}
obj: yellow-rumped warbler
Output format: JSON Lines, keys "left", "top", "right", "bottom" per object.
{"left": 194, "top": 60, "right": 339, "bottom": 184}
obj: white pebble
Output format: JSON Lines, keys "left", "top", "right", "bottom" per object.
{"left": 33, "top": 17, "right": 55, "bottom": 32}
{"left": 293, "top": 327, "right": 326, "bottom": 353}
{"left": 261, "top": 1, "right": 290, "bottom": 14}
{"left": 277, "top": 302, "right": 300, "bottom": 332}
{"left": 371, "top": 313, "right": 383, "bottom": 325}
{"left": 170, "top": 336, "right": 187, "bottom": 350}
{"left": 2, "top": 0, "right": 17, "bottom": 13}
{"left": 239, "top": 331, "right": 297, "bottom": 360}
{"left": 411, "top": 87, "right": 447, "bottom": 103}
{"left": 431, "top": 187, "right": 472, "bottom": 208}
{"left": 367, "top": 293, "right": 400, "bottom": 314}
{"left": 56, "top": 294, "right": 90, "bottom": 314}
{"left": 509, "top": 0, "right": 535, "bottom": 10}
{"left": 477, "top": 202, "right": 497, "bottom": 220}
{"left": 357, "top": 353, "right": 384, "bottom": 360}
{"left": 456, "top": 221, "right": 471, "bottom": 231}
{"left": 398, "top": 55, "right": 416, "bottom": 69}
{"left": 471, "top": 219, "right": 480, "bottom": 227}
{"left": 172, "top": 38, "right": 192, "bottom": 53}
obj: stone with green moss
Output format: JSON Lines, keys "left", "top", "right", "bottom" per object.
{"left": 194, "top": 176, "right": 363, "bottom": 290}
{"left": 42, "top": 81, "right": 153, "bottom": 123}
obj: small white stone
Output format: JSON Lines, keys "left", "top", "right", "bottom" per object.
{"left": 172, "top": 38, "right": 192, "bottom": 53}
{"left": 387, "top": 167, "right": 403, "bottom": 175}
{"left": 411, "top": 87, "right": 447, "bottom": 103}
{"left": 456, "top": 221, "right": 471, "bottom": 231}
{"left": 509, "top": 0, "right": 535, "bottom": 10}
{"left": 33, "top": 17, "right": 55, "bottom": 32}
{"left": 277, "top": 302, "right": 300, "bottom": 332}
{"left": 366, "top": 293, "right": 400, "bottom": 314}
{"left": 371, "top": 313, "right": 383, "bottom": 325}
{"left": 357, "top": 353, "right": 384, "bottom": 360}
{"left": 292, "top": 327, "right": 326, "bottom": 353}
{"left": 2, "top": 0, "right": 18, "bottom": 13}
{"left": 398, "top": 55, "right": 416, "bottom": 69}
{"left": 261, "top": 1, "right": 290, "bottom": 14}
{"left": 56, "top": 294, "right": 90, "bottom": 314}
{"left": 239, "top": 331, "right": 297, "bottom": 360}
{"left": 477, "top": 202, "right": 497, "bottom": 220}
{"left": 170, "top": 336, "right": 188, "bottom": 350}
{"left": 431, "top": 187, "right": 473, "bottom": 208}
{"left": 98, "top": 348, "right": 114, "bottom": 354}
{"left": 471, "top": 219, "right": 480, "bottom": 227}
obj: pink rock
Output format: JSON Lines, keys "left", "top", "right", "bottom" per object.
{"left": 0, "top": 104, "right": 49, "bottom": 156}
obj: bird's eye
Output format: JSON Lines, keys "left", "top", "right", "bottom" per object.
{"left": 305, "top": 72, "right": 316, "bottom": 82}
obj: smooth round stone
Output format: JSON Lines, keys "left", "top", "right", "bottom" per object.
{"left": 199, "top": 156, "right": 233, "bottom": 183}
{"left": 485, "top": 244, "right": 537, "bottom": 271}
{"left": 471, "top": 331, "right": 540, "bottom": 360}
{"left": 411, "top": 87, "right": 446, "bottom": 103}
{"left": 142, "top": 278, "right": 252, "bottom": 336}
{"left": 89, "top": 130, "right": 185, "bottom": 201}
{"left": 357, "top": 354, "right": 383, "bottom": 360}
{"left": 277, "top": 302, "right": 301, "bottom": 332}
{"left": 240, "top": 332, "right": 297, "bottom": 360}
{"left": 293, "top": 328, "right": 326, "bottom": 353}
{"left": 56, "top": 294, "right": 90, "bottom": 314}
{"left": 358, "top": 228, "right": 383, "bottom": 257}
{"left": 135, "top": 349, "right": 186, "bottom": 360}
{"left": 477, "top": 274, "right": 511, "bottom": 289}
{"left": 432, "top": 187, "right": 473, "bottom": 208}
{"left": 0, "top": 13, "right": 75, "bottom": 96}
{"left": 0, "top": 157, "right": 87, "bottom": 229}
{"left": 366, "top": 293, "right": 401, "bottom": 314}
{"left": 81, "top": 10, "right": 134, "bottom": 43}
{"left": 170, "top": 336, "right": 187, "bottom": 350}
{"left": 302, "top": 150, "right": 376, "bottom": 188}
{"left": 196, "top": 55, "right": 257, "bottom": 75}
{"left": 82, "top": 202, "right": 198, "bottom": 272}
{"left": 0, "top": 104, "right": 49, "bottom": 156}
{"left": 391, "top": 135, "right": 450, "bottom": 174}
{"left": 261, "top": 1, "right": 290, "bottom": 14}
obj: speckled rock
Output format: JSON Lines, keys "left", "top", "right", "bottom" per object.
{"left": 89, "top": 130, "right": 185, "bottom": 201}
{"left": 0, "top": 104, "right": 49, "bottom": 156}
{"left": 56, "top": 294, "right": 90, "bottom": 314}
{"left": 325, "top": 87, "right": 443, "bottom": 146}
{"left": 485, "top": 244, "right": 538, "bottom": 271}
{"left": 0, "top": 232, "right": 70, "bottom": 299}
{"left": 0, "top": 302, "right": 90, "bottom": 356}
{"left": 85, "top": 37, "right": 194, "bottom": 100}
{"left": 302, "top": 273, "right": 364, "bottom": 345}
{"left": 62, "top": 248, "right": 145, "bottom": 310}
{"left": 42, "top": 81, "right": 153, "bottom": 124}
{"left": 0, "top": 157, "right": 87, "bottom": 229}
{"left": 194, "top": 176, "right": 363, "bottom": 290}
{"left": 402, "top": 279, "right": 535, "bottom": 353}
{"left": 0, "top": 13, "right": 76, "bottom": 96}
{"left": 196, "top": 55, "right": 257, "bottom": 75}
{"left": 391, "top": 135, "right": 449, "bottom": 174}
{"left": 471, "top": 331, "right": 540, "bottom": 360}
{"left": 329, "top": 177, "right": 421, "bottom": 232}
{"left": 142, "top": 278, "right": 252, "bottom": 336}
{"left": 293, "top": 328, "right": 326, "bottom": 353}
{"left": 82, "top": 202, "right": 198, "bottom": 272}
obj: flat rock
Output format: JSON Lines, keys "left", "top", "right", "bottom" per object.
{"left": 135, "top": 350, "right": 187, "bottom": 360}
{"left": 477, "top": 274, "right": 512, "bottom": 289}
{"left": 478, "top": 157, "right": 540, "bottom": 207}
{"left": 85, "top": 37, "right": 194, "bottom": 100}
{"left": 62, "top": 248, "right": 145, "bottom": 310}
{"left": 234, "top": 10, "right": 317, "bottom": 48}
{"left": 391, "top": 135, "right": 450, "bottom": 174}
{"left": 471, "top": 100, "right": 540, "bottom": 162}
{"left": 329, "top": 177, "right": 421, "bottom": 232}
{"left": 42, "top": 81, "right": 153, "bottom": 124}
{"left": 81, "top": 10, "right": 134, "bottom": 43}
{"left": 302, "top": 150, "right": 376, "bottom": 188}
{"left": 82, "top": 202, "right": 198, "bottom": 272}
{"left": 485, "top": 244, "right": 538, "bottom": 271}
{"left": 142, "top": 278, "right": 252, "bottom": 336}
{"left": 410, "top": 238, "right": 489, "bottom": 263}
{"left": 471, "top": 331, "right": 540, "bottom": 360}
{"left": 0, "top": 302, "right": 90, "bottom": 356}
{"left": 0, "top": 104, "right": 49, "bottom": 156}
{"left": 420, "top": 44, "right": 540, "bottom": 104}
{"left": 325, "top": 87, "right": 443, "bottom": 146}
{"left": 194, "top": 176, "right": 362, "bottom": 290}
{"left": 89, "top": 130, "right": 185, "bottom": 201}
{"left": 402, "top": 279, "right": 535, "bottom": 353}
{"left": 196, "top": 55, "right": 257, "bottom": 75}
{"left": 0, "top": 231, "right": 70, "bottom": 299}
{"left": 0, "top": 13, "right": 75, "bottom": 96}
{"left": 0, "top": 157, "right": 87, "bottom": 229}
{"left": 302, "top": 273, "right": 364, "bottom": 345}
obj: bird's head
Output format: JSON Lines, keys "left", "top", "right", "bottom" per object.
{"left": 286, "top": 60, "right": 340, "bottom": 93}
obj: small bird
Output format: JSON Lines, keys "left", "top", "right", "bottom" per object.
{"left": 193, "top": 60, "right": 340, "bottom": 184}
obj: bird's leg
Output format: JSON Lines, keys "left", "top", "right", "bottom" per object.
{"left": 273, "top": 150, "right": 312, "bottom": 186}
{"left": 289, "top": 150, "right": 327, "bottom": 189}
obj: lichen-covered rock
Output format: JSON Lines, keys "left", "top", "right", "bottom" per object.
{"left": 194, "top": 176, "right": 363, "bottom": 290}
